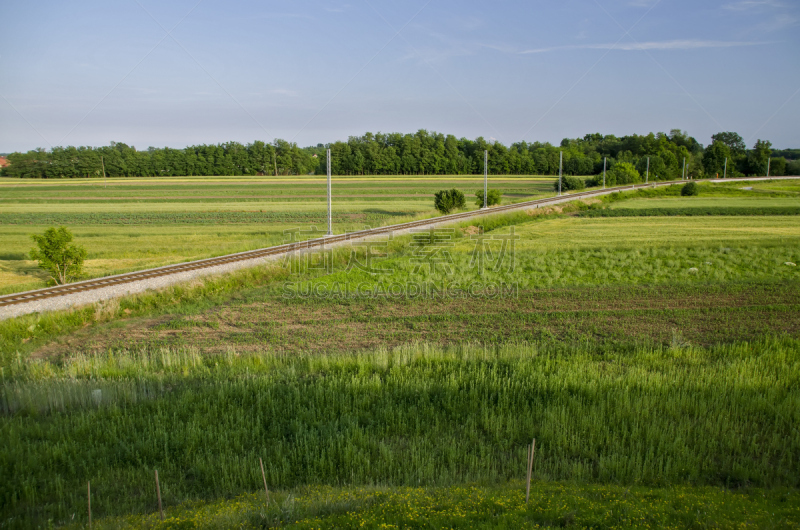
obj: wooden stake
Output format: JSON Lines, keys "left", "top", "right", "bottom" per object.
{"left": 87, "top": 481, "right": 91, "bottom": 529}
{"left": 259, "top": 457, "right": 270, "bottom": 505}
{"left": 525, "top": 438, "right": 536, "bottom": 503}
{"left": 155, "top": 469, "right": 164, "bottom": 520}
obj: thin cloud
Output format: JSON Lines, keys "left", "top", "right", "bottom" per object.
{"left": 324, "top": 4, "right": 351, "bottom": 13}
{"left": 757, "top": 13, "right": 799, "bottom": 31}
{"left": 723, "top": 0, "right": 786, "bottom": 11}
{"left": 520, "top": 39, "right": 767, "bottom": 54}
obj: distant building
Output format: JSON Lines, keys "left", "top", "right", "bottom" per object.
{"left": 0, "top": 156, "right": 9, "bottom": 169}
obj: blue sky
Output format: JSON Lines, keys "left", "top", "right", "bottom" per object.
{"left": 1, "top": 0, "right": 798, "bottom": 152}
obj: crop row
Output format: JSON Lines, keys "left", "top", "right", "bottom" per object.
{"left": 0, "top": 211, "right": 398, "bottom": 226}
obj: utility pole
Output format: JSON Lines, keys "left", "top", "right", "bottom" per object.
{"left": 483, "top": 150, "right": 488, "bottom": 209}
{"left": 327, "top": 149, "right": 332, "bottom": 236}
{"left": 646, "top": 157, "right": 649, "bottom": 184}
{"left": 683, "top": 157, "right": 686, "bottom": 180}
{"left": 723, "top": 157, "right": 727, "bottom": 179}
{"left": 767, "top": 157, "right": 771, "bottom": 178}
{"left": 101, "top": 156, "right": 107, "bottom": 189}
{"left": 558, "top": 151, "right": 562, "bottom": 196}
{"left": 603, "top": 157, "right": 606, "bottom": 189}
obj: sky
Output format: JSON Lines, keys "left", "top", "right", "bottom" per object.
{"left": 1, "top": 0, "right": 799, "bottom": 153}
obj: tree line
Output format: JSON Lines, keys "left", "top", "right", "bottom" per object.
{"left": 2, "top": 129, "right": 797, "bottom": 179}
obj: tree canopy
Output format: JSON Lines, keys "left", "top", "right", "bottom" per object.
{"left": 1, "top": 129, "right": 793, "bottom": 179}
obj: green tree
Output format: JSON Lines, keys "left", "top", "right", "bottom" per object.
{"left": 434, "top": 189, "right": 466, "bottom": 214}
{"left": 748, "top": 139, "right": 772, "bottom": 176}
{"left": 711, "top": 132, "right": 746, "bottom": 155}
{"left": 30, "top": 226, "right": 87, "bottom": 285}
{"left": 475, "top": 189, "right": 502, "bottom": 207}
{"left": 703, "top": 141, "right": 731, "bottom": 177}
{"left": 606, "top": 162, "right": 640, "bottom": 186}
{"left": 770, "top": 157, "right": 786, "bottom": 176}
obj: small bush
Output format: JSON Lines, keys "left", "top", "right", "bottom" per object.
{"left": 553, "top": 175, "right": 586, "bottom": 192}
{"left": 434, "top": 189, "right": 466, "bottom": 214}
{"left": 30, "top": 226, "right": 87, "bottom": 285}
{"left": 584, "top": 176, "right": 601, "bottom": 187}
{"left": 475, "top": 189, "right": 502, "bottom": 207}
{"left": 606, "top": 162, "right": 641, "bottom": 186}
{"left": 681, "top": 182, "right": 699, "bottom": 196}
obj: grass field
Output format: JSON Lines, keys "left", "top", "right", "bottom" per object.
{"left": 608, "top": 197, "right": 800, "bottom": 209}
{"left": 0, "top": 176, "right": 556, "bottom": 295}
{"left": 2, "top": 177, "right": 800, "bottom": 528}
{"left": 4, "top": 339, "right": 800, "bottom": 527}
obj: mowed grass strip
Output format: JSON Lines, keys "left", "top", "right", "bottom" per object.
{"left": 3, "top": 338, "right": 799, "bottom": 525}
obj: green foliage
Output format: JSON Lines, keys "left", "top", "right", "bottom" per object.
{"left": 787, "top": 159, "right": 800, "bottom": 175}
{"left": 702, "top": 141, "right": 731, "bottom": 177}
{"left": 474, "top": 188, "right": 502, "bottom": 207}
{"left": 29, "top": 226, "right": 87, "bottom": 285}
{"left": 434, "top": 188, "right": 465, "bottom": 214}
{"left": 770, "top": 157, "right": 787, "bottom": 176}
{"left": 606, "top": 162, "right": 640, "bottom": 186}
{"left": 681, "top": 182, "right": 699, "bottom": 196}
{"left": 0, "top": 128, "right": 752, "bottom": 179}
{"left": 747, "top": 139, "right": 773, "bottom": 176}
{"left": 635, "top": 155, "right": 666, "bottom": 181}
{"left": 3, "top": 338, "right": 800, "bottom": 525}
{"left": 87, "top": 483, "right": 800, "bottom": 529}
{"left": 711, "top": 132, "right": 746, "bottom": 154}
{"left": 553, "top": 175, "right": 586, "bottom": 192}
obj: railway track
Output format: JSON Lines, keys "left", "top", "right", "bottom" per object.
{"left": 1, "top": 176, "right": 796, "bottom": 314}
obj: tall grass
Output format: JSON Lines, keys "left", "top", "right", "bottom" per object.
{"left": 2, "top": 338, "right": 798, "bottom": 526}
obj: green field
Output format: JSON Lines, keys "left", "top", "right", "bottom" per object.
{"left": 609, "top": 196, "right": 800, "bottom": 209}
{"left": 2, "top": 177, "right": 800, "bottom": 528}
{"left": 0, "top": 176, "right": 555, "bottom": 294}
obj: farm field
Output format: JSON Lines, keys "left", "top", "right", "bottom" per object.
{"left": 2, "top": 178, "right": 800, "bottom": 528}
{"left": 0, "top": 176, "right": 556, "bottom": 294}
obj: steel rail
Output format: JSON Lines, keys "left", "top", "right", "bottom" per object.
{"left": 1, "top": 176, "right": 796, "bottom": 309}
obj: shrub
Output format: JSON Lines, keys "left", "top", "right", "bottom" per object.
{"left": 475, "top": 189, "right": 502, "bottom": 207}
{"left": 434, "top": 189, "right": 466, "bottom": 214}
{"left": 30, "top": 226, "right": 87, "bottom": 285}
{"left": 553, "top": 175, "right": 586, "bottom": 192}
{"left": 681, "top": 182, "right": 699, "bottom": 196}
{"left": 606, "top": 162, "right": 641, "bottom": 186}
